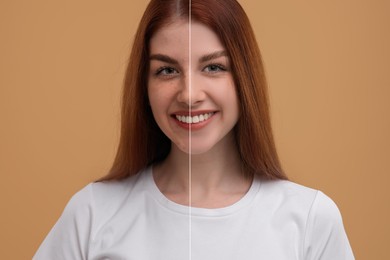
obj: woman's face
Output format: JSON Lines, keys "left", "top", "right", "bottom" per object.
{"left": 148, "top": 19, "right": 239, "bottom": 155}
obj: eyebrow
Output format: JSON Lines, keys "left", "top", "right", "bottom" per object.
{"left": 149, "top": 54, "right": 179, "bottom": 65}
{"left": 149, "top": 50, "right": 228, "bottom": 65}
{"left": 199, "top": 50, "right": 228, "bottom": 63}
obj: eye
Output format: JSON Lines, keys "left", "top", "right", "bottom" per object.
{"left": 203, "top": 64, "right": 227, "bottom": 73}
{"left": 155, "top": 66, "right": 179, "bottom": 77}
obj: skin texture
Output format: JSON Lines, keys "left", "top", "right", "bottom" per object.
{"left": 148, "top": 20, "right": 251, "bottom": 208}
{"left": 148, "top": 20, "right": 239, "bottom": 155}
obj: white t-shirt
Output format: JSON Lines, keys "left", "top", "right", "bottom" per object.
{"left": 34, "top": 167, "right": 354, "bottom": 259}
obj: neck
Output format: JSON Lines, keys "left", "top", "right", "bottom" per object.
{"left": 153, "top": 133, "right": 249, "bottom": 194}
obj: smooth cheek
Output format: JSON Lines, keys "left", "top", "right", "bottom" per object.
{"left": 212, "top": 78, "right": 239, "bottom": 120}
{"left": 148, "top": 84, "right": 168, "bottom": 126}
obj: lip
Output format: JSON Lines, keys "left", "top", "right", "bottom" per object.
{"left": 172, "top": 110, "right": 217, "bottom": 117}
{"left": 171, "top": 110, "right": 218, "bottom": 131}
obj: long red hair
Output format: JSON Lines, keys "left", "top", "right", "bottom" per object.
{"left": 99, "top": 0, "right": 287, "bottom": 181}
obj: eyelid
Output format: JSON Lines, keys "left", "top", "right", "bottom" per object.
{"left": 155, "top": 66, "right": 180, "bottom": 77}
{"left": 202, "top": 63, "right": 228, "bottom": 73}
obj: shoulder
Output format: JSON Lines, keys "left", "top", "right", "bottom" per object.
{"left": 87, "top": 169, "right": 149, "bottom": 214}
{"left": 260, "top": 178, "right": 317, "bottom": 197}
{"left": 47, "top": 168, "right": 150, "bottom": 237}
{"left": 48, "top": 171, "right": 146, "bottom": 228}
{"left": 304, "top": 190, "right": 355, "bottom": 259}
{"left": 33, "top": 169, "right": 150, "bottom": 259}
{"left": 63, "top": 171, "right": 143, "bottom": 212}
{"left": 307, "top": 190, "right": 344, "bottom": 227}
{"left": 258, "top": 178, "right": 344, "bottom": 224}
{"left": 258, "top": 179, "right": 319, "bottom": 214}
{"left": 304, "top": 189, "right": 349, "bottom": 246}
{"left": 256, "top": 179, "right": 354, "bottom": 259}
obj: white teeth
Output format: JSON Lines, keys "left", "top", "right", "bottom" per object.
{"left": 193, "top": 116, "right": 199, "bottom": 123}
{"left": 175, "top": 112, "right": 215, "bottom": 124}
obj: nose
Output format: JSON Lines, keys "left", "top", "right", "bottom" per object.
{"left": 176, "top": 75, "right": 205, "bottom": 107}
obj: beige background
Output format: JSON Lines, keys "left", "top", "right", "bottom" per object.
{"left": 1, "top": 0, "right": 389, "bottom": 259}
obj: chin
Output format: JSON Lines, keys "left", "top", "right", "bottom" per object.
{"left": 176, "top": 143, "right": 216, "bottom": 155}
{"left": 171, "top": 132, "right": 234, "bottom": 156}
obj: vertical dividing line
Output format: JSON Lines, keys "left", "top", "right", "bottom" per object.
{"left": 188, "top": 1, "right": 192, "bottom": 260}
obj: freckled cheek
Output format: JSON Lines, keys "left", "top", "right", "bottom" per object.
{"left": 148, "top": 83, "right": 178, "bottom": 117}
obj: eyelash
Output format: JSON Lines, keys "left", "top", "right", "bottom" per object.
{"left": 203, "top": 63, "right": 227, "bottom": 73}
{"left": 155, "top": 66, "right": 179, "bottom": 76}
{"left": 154, "top": 63, "right": 228, "bottom": 78}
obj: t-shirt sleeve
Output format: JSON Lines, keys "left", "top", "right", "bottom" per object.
{"left": 303, "top": 191, "right": 355, "bottom": 260}
{"left": 33, "top": 184, "right": 94, "bottom": 260}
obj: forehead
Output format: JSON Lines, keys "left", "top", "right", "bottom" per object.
{"left": 149, "top": 20, "right": 225, "bottom": 59}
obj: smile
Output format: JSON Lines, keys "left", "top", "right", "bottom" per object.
{"left": 175, "top": 112, "right": 215, "bottom": 124}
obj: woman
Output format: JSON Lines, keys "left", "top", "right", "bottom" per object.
{"left": 34, "top": 0, "right": 354, "bottom": 259}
